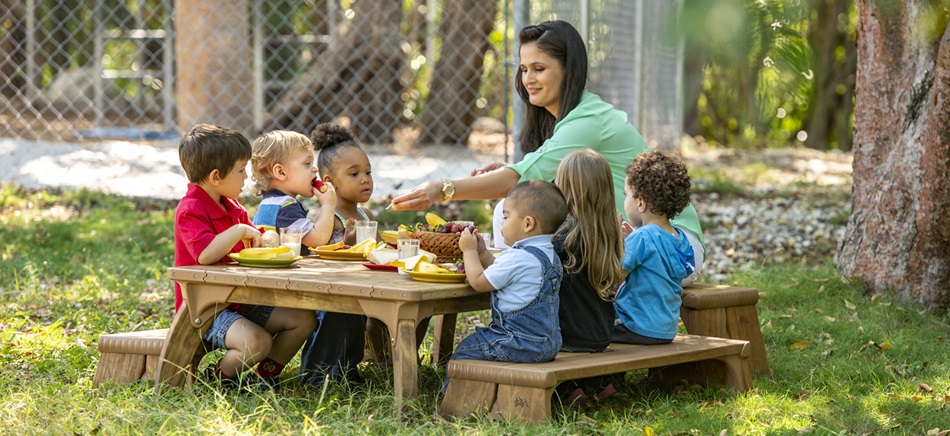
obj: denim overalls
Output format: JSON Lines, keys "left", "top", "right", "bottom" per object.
{"left": 451, "top": 245, "right": 564, "bottom": 363}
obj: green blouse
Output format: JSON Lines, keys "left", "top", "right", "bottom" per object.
{"left": 507, "top": 92, "right": 705, "bottom": 252}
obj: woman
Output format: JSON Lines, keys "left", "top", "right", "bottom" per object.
{"left": 392, "top": 20, "right": 705, "bottom": 281}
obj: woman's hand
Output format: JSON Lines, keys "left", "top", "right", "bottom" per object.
{"left": 391, "top": 180, "right": 441, "bottom": 210}
{"left": 471, "top": 161, "right": 506, "bottom": 176}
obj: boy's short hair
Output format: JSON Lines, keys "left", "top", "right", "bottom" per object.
{"left": 250, "top": 130, "right": 313, "bottom": 195}
{"left": 625, "top": 151, "right": 691, "bottom": 218}
{"left": 179, "top": 124, "right": 252, "bottom": 183}
{"left": 506, "top": 180, "right": 568, "bottom": 234}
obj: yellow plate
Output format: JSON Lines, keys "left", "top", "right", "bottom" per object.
{"left": 312, "top": 248, "right": 367, "bottom": 260}
{"left": 228, "top": 253, "right": 302, "bottom": 267}
{"left": 401, "top": 268, "right": 467, "bottom": 283}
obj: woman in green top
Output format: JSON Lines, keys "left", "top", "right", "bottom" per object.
{"left": 392, "top": 20, "right": 705, "bottom": 281}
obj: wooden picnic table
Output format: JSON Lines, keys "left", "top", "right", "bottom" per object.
{"left": 157, "top": 257, "right": 488, "bottom": 408}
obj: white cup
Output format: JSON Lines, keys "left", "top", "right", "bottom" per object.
{"left": 397, "top": 238, "right": 420, "bottom": 260}
{"left": 280, "top": 227, "right": 303, "bottom": 256}
{"left": 355, "top": 220, "right": 378, "bottom": 244}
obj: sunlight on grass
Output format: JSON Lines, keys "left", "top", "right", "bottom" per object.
{"left": 2, "top": 185, "right": 950, "bottom": 433}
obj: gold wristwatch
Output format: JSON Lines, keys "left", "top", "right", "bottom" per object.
{"left": 441, "top": 179, "right": 456, "bottom": 201}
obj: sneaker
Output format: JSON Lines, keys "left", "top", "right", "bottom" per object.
{"left": 562, "top": 387, "right": 588, "bottom": 404}
{"left": 596, "top": 383, "right": 617, "bottom": 400}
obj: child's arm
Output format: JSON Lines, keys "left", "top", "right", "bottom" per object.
{"left": 302, "top": 182, "right": 337, "bottom": 247}
{"left": 459, "top": 229, "right": 494, "bottom": 292}
{"left": 197, "top": 223, "right": 261, "bottom": 264}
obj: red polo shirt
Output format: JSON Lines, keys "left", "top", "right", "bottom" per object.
{"left": 173, "top": 183, "right": 255, "bottom": 312}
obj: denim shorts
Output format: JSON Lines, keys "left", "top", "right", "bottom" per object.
{"left": 202, "top": 305, "right": 274, "bottom": 350}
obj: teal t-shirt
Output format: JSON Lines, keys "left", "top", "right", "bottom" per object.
{"left": 506, "top": 92, "right": 705, "bottom": 251}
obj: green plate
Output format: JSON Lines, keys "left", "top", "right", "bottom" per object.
{"left": 228, "top": 253, "right": 303, "bottom": 268}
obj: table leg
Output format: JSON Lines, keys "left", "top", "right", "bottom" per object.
{"left": 391, "top": 318, "right": 419, "bottom": 407}
{"left": 154, "top": 307, "right": 205, "bottom": 388}
{"left": 431, "top": 314, "right": 457, "bottom": 365}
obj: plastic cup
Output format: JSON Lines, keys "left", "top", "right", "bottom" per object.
{"left": 480, "top": 232, "right": 491, "bottom": 249}
{"left": 355, "top": 220, "right": 378, "bottom": 244}
{"left": 397, "top": 238, "right": 420, "bottom": 260}
{"left": 280, "top": 227, "right": 303, "bottom": 256}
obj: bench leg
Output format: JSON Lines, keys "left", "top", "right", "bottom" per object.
{"left": 490, "top": 384, "right": 553, "bottom": 423}
{"left": 719, "top": 353, "right": 753, "bottom": 392}
{"left": 93, "top": 352, "right": 147, "bottom": 386}
{"left": 441, "top": 379, "right": 497, "bottom": 418}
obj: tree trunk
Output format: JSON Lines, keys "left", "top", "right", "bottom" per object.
{"left": 804, "top": 0, "right": 856, "bottom": 151}
{"left": 174, "top": 0, "right": 254, "bottom": 137}
{"left": 837, "top": 0, "right": 950, "bottom": 308}
{"left": 0, "top": 0, "right": 25, "bottom": 98}
{"left": 265, "top": 0, "right": 403, "bottom": 144}
{"left": 416, "top": 0, "right": 499, "bottom": 145}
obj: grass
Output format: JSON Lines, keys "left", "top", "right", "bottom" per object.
{"left": 2, "top": 184, "right": 950, "bottom": 434}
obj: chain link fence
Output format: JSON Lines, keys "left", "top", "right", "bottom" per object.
{"left": 0, "top": 0, "right": 681, "bottom": 197}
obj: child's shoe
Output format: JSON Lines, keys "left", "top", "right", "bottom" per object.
{"left": 596, "top": 383, "right": 616, "bottom": 400}
{"left": 561, "top": 387, "right": 588, "bottom": 404}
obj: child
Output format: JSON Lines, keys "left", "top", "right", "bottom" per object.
{"left": 551, "top": 150, "right": 626, "bottom": 402}
{"left": 250, "top": 130, "right": 337, "bottom": 255}
{"left": 288, "top": 123, "right": 374, "bottom": 386}
{"left": 614, "top": 151, "right": 696, "bottom": 345}
{"left": 553, "top": 150, "right": 625, "bottom": 352}
{"left": 174, "top": 124, "right": 316, "bottom": 390}
{"left": 443, "top": 180, "right": 568, "bottom": 391}
{"left": 312, "top": 123, "right": 376, "bottom": 245}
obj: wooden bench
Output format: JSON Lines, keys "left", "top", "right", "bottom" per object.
{"left": 93, "top": 329, "right": 206, "bottom": 387}
{"left": 681, "top": 283, "right": 770, "bottom": 374}
{"left": 93, "top": 329, "right": 169, "bottom": 386}
{"left": 440, "top": 334, "right": 752, "bottom": 422}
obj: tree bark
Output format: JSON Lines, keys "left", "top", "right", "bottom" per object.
{"left": 838, "top": 0, "right": 950, "bottom": 308}
{"left": 0, "top": 0, "right": 25, "bottom": 98}
{"left": 265, "top": 0, "right": 403, "bottom": 144}
{"left": 416, "top": 0, "right": 499, "bottom": 145}
{"left": 174, "top": 0, "right": 254, "bottom": 136}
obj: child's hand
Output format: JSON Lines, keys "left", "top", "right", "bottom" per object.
{"left": 621, "top": 221, "right": 635, "bottom": 239}
{"left": 343, "top": 217, "right": 357, "bottom": 244}
{"left": 473, "top": 228, "right": 488, "bottom": 253}
{"left": 458, "top": 228, "right": 478, "bottom": 251}
{"left": 240, "top": 224, "right": 263, "bottom": 248}
{"left": 313, "top": 181, "right": 337, "bottom": 208}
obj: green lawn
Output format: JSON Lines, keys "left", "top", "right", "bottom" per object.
{"left": 1, "top": 184, "right": 948, "bottom": 434}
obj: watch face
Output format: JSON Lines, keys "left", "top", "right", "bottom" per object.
{"left": 443, "top": 181, "right": 455, "bottom": 197}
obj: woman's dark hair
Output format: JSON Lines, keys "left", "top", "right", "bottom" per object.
{"left": 515, "top": 20, "right": 589, "bottom": 154}
{"left": 311, "top": 123, "right": 360, "bottom": 175}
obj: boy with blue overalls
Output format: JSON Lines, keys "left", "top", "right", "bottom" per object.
{"left": 443, "top": 180, "right": 568, "bottom": 391}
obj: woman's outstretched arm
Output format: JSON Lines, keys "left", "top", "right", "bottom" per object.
{"left": 390, "top": 167, "right": 521, "bottom": 210}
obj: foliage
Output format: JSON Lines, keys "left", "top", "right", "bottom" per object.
{"left": 682, "top": 0, "right": 856, "bottom": 150}
{"left": 3, "top": 185, "right": 950, "bottom": 433}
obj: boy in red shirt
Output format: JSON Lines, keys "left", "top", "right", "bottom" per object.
{"left": 174, "top": 124, "right": 316, "bottom": 390}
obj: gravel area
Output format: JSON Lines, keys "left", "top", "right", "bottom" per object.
{"left": 684, "top": 146, "right": 853, "bottom": 282}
